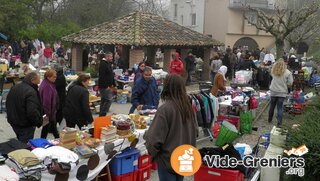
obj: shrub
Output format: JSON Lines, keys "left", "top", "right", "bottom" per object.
{"left": 285, "top": 98, "right": 320, "bottom": 181}
{"left": 84, "top": 67, "right": 97, "bottom": 78}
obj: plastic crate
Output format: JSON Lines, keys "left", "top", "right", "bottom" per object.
{"left": 194, "top": 166, "right": 244, "bottom": 181}
{"left": 137, "top": 164, "right": 152, "bottom": 181}
{"left": 111, "top": 171, "right": 138, "bottom": 181}
{"left": 138, "top": 155, "right": 151, "bottom": 169}
{"left": 217, "top": 115, "right": 240, "bottom": 130}
{"left": 110, "top": 148, "right": 140, "bottom": 176}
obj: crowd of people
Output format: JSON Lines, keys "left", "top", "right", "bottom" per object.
{"left": 0, "top": 40, "right": 70, "bottom": 69}
{"left": 2, "top": 43, "right": 299, "bottom": 180}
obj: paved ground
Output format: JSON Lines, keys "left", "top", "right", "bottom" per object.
{"left": 0, "top": 83, "right": 287, "bottom": 181}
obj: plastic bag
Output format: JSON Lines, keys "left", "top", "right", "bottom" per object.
{"left": 249, "top": 96, "right": 259, "bottom": 109}
{"left": 212, "top": 122, "right": 220, "bottom": 138}
{"left": 240, "top": 111, "right": 252, "bottom": 134}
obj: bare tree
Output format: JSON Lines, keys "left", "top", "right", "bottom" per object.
{"left": 132, "top": 0, "right": 169, "bottom": 17}
{"left": 286, "top": 13, "right": 320, "bottom": 49}
{"left": 245, "top": 2, "right": 319, "bottom": 58}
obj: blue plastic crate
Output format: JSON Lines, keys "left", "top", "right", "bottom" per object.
{"left": 110, "top": 148, "right": 140, "bottom": 176}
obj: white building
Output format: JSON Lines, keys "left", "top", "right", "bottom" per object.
{"left": 169, "top": 0, "right": 205, "bottom": 33}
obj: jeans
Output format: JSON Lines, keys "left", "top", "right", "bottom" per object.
{"left": 157, "top": 160, "right": 184, "bottom": 181}
{"left": 99, "top": 88, "right": 113, "bottom": 116}
{"left": 41, "top": 121, "right": 59, "bottom": 139}
{"left": 268, "top": 96, "right": 285, "bottom": 126}
{"left": 129, "top": 105, "right": 136, "bottom": 114}
{"left": 186, "top": 70, "right": 193, "bottom": 84}
{"left": 12, "top": 126, "right": 36, "bottom": 143}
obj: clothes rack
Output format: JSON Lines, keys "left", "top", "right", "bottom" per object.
{"left": 188, "top": 88, "right": 215, "bottom": 142}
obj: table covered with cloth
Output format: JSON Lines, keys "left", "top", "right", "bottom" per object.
{"left": 41, "top": 129, "right": 146, "bottom": 181}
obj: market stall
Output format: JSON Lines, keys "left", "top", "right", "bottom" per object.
{"left": 1, "top": 112, "right": 156, "bottom": 181}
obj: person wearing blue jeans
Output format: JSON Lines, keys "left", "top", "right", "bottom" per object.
{"left": 268, "top": 97, "right": 285, "bottom": 127}
{"left": 268, "top": 59, "right": 293, "bottom": 127}
{"left": 157, "top": 160, "right": 183, "bottom": 181}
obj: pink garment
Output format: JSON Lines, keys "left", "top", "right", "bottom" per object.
{"left": 38, "top": 49, "right": 45, "bottom": 67}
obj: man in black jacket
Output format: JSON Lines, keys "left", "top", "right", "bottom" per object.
{"left": 98, "top": 52, "right": 116, "bottom": 116}
{"left": 185, "top": 51, "right": 195, "bottom": 85}
{"left": 6, "top": 72, "right": 43, "bottom": 143}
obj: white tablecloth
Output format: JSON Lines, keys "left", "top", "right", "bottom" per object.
{"left": 41, "top": 129, "right": 146, "bottom": 181}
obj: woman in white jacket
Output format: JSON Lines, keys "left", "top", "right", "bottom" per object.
{"left": 29, "top": 49, "right": 39, "bottom": 68}
{"left": 268, "top": 59, "right": 293, "bottom": 127}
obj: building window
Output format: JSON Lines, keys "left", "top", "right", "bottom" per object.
{"left": 191, "top": 13, "right": 196, "bottom": 25}
{"left": 181, "top": 15, "right": 184, "bottom": 25}
{"left": 245, "top": 12, "right": 257, "bottom": 25}
{"left": 174, "top": 4, "right": 178, "bottom": 18}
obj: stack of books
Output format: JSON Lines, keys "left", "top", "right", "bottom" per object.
{"left": 100, "top": 125, "right": 118, "bottom": 143}
{"left": 59, "top": 127, "right": 77, "bottom": 149}
{"left": 74, "top": 145, "right": 95, "bottom": 158}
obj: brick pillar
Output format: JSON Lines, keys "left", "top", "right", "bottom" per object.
{"left": 146, "top": 47, "right": 156, "bottom": 68}
{"left": 129, "top": 49, "right": 144, "bottom": 69}
{"left": 71, "top": 44, "right": 83, "bottom": 71}
{"left": 163, "top": 49, "right": 176, "bottom": 73}
{"left": 203, "top": 48, "right": 214, "bottom": 81}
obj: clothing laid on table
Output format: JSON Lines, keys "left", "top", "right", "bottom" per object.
{"left": 0, "top": 165, "right": 19, "bottom": 181}
{"left": 63, "top": 82, "right": 93, "bottom": 128}
{"left": 0, "top": 139, "right": 29, "bottom": 154}
{"left": 144, "top": 100, "right": 198, "bottom": 175}
{"left": 32, "top": 146, "right": 79, "bottom": 170}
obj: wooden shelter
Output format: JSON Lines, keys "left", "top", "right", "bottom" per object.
{"left": 62, "top": 11, "right": 222, "bottom": 80}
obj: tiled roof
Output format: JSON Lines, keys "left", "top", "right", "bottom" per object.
{"left": 62, "top": 12, "right": 222, "bottom": 46}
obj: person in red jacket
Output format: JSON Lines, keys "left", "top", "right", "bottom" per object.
{"left": 43, "top": 43, "right": 53, "bottom": 66}
{"left": 169, "top": 52, "right": 184, "bottom": 75}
